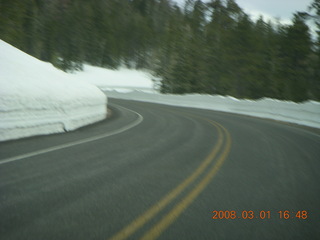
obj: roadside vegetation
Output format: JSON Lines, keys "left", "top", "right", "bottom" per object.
{"left": 1, "top": 0, "right": 319, "bottom": 101}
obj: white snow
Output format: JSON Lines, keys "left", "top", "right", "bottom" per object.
{"left": 105, "top": 91, "right": 320, "bottom": 129}
{"left": 0, "top": 40, "right": 107, "bottom": 142}
{"left": 1, "top": 39, "right": 319, "bottom": 143}
{"left": 71, "top": 65, "right": 155, "bottom": 93}
{"left": 71, "top": 64, "right": 319, "bottom": 129}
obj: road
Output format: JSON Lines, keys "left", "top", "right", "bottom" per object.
{"left": 0, "top": 98, "right": 319, "bottom": 240}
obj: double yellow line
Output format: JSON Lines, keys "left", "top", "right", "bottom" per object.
{"left": 109, "top": 113, "right": 232, "bottom": 240}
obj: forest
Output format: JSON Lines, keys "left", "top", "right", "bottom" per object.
{"left": 1, "top": 0, "right": 320, "bottom": 102}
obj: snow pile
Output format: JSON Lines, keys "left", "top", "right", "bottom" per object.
{"left": 0, "top": 40, "right": 107, "bottom": 142}
{"left": 71, "top": 65, "right": 155, "bottom": 93}
{"left": 68, "top": 63, "right": 319, "bottom": 129}
{"left": 1, "top": 38, "right": 317, "bottom": 143}
{"left": 105, "top": 91, "right": 320, "bottom": 129}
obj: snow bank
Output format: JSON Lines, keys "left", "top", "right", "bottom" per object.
{"left": 71, "top": 64, "right": 155, "bottom": 93}
{"left": 0, "top": 40, "right": 107, "bottom": 142}
{"left": 65, "top": 62, "right": 320, "bottom": 129}
{"left": 105, "top": 91, "right": 320, "bottom": 129}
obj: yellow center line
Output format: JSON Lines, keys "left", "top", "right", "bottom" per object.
{"left": 140, "top": 122, "right": 232, "bottom": 240}
{"left": 108, "top": 120, "right": 224, "bottom": 240}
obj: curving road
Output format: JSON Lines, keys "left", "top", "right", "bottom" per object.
{"left": 0, "top": 98, "right": 319, "bottom": 240}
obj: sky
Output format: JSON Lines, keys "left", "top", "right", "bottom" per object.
{"left": 173, "top": 0, "right": 313, "bottom": 24}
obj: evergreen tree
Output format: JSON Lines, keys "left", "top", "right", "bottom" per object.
{"left": 204, "top": 0, "right": 243, "bottom": 95}
{"left": 308, "top": 0, "right": 320, "bottom": 100}
{"left": 278, "top": 13, "right": 312, "bottom": 101}
{"left": 0, "top": 0, "right": 318, "bottom": 101}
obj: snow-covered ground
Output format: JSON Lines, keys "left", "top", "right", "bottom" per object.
{"left": 1, "top": 39, "right": 319, "bottom": 143}
{"left": 106, "top": 91, "right": 320, "bottom": 129}
{"left": 73, "top": 64, "right": 320, "bottom": 129}
{"left": 71, "top": 65, "right": 155, "bottom": 93}
{"left": 0, "top": 40, "right": 107, "bottom": 142}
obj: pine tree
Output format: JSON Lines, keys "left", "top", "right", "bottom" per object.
{"left": 278, "top": 13, "right": 312, "bottom": 101}
{"left": 1, "top": 0, "right": 318, "bottom": 100}
{"left": 205, "top": 0, "right": 243, "bottom": 95}
{"left": 308, "top": 0, "right": 320, "bottom": 100}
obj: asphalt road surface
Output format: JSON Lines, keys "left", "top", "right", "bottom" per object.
{"left": 0, "top": 98, "right": 319, "bottom": 240}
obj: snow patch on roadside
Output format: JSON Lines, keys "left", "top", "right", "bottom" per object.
{"left": 1, "top": 37, "right": 318, "bottom": 143}
{"left": 0, "top": 40, "right": 107, "bottom": 142}
{"left": 105, "top": 91, "right": 320, "bottom": 129}
{"left": 69, "top": 63, "right": 319, "bottom": 129}
{"left": 71, "top": 64, "right": 155, "bottom": 93}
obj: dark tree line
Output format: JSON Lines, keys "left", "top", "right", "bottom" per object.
{"left": 1, "top": 0, "right": 319, "bottom": 101}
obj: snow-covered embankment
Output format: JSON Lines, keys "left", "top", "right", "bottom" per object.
{"left": 0, "top": 40, "right": 107, "bottom": 142}
{"left": 105, "top": 91, "right": 320, "bottom": 129}
{"left": 69, "top": 64, "right": 319, "bottom": 129}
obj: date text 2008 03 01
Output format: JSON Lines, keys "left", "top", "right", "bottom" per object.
{"left": 211, "top": 210, "right": 308, "bottom": 220}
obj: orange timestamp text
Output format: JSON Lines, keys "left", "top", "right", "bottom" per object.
{"left": 211, "top": 210, "right": 308, "bottom": 220}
